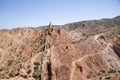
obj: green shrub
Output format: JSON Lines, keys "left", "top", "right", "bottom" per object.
{"left": 27, "top": 69, "right": 31, "bottom": 74}
{"left": 7, "top": 60, "right": 13, "bottom": 66}
{"left": 27, "top": 65, "right": 31, "bottom": 68}
{"left": 33, "top": 73, "right": 40, "bottom": 80}
{"left": 34, "top": 62, "right": 40, "bottom": 66}
{"left": 9, "top": 72, "right": 15, "bottom": 77}
{"left": 34, "top": 66, "right": 39, "bottom": 71}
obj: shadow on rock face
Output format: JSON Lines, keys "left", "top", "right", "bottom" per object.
{"left": 112, "top": 45, "right": 120, "bottom": 58}
{"left": 47, "top": 62, "right": 52, "bottom": 80}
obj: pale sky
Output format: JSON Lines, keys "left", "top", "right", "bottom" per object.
{"left": 0, "top": 0, "right": 120, "bottom": 29}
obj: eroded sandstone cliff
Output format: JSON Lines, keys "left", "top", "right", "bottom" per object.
{"left": 0, "top": 16, "right": 120, "bottom": 80}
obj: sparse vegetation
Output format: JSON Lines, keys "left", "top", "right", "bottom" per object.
{"left": 26, "top": 69, "right": 31, "bottom": 74}
{"left": 45, "top": 43, "right": 51, "bottom": 49}
{"left": 0, "top": 68, "right": 4, "bottom": 72}
{"left": 86, "top": 74, "right": 91, "bottom": 79}
{"left": 100, "top": 70, "right": 105, "bottom": 73}
{"left": 40, "top": 45, "right": 45, "bottom": 52}
{"left": 97, "top": 72, "right": 101, "bottom": 76}
{"left": 86, "top": 71, "right": 95, "bottom": 79}
{"left": 108, "top": 69, "right": 116, "bottom": 73}
{"left": 34, "top": 66, "right": 39, "bottom": 71}
{"left": 52, "top": 34, "right": 57, "bottom": 40}
{"left": 9, "top": 72, "right": 16, "bottom": 77}
{"left": 34, "top": 62, "right": 40, "bottom": 66}
{"left": 7, "top": 60, "right": 13, "bottom": 67}
{"left": 86, "top": 69, "right": 120, "bottom": 80}
{"left": 0, "top": 16, "right": 120, "bottom": 80}
{"left": 40, "top": 34, "right": 46, "bottom": 44}
{"left": 26, "top": 65, "right": 31, "bottom": 74}
{"left": 105, "top": 76, "right": 111, "bottom": 80}
{"left": 118, "top": 70, "right": 120, "bottom": 73}
{"left": 33, "top": 72, "right": 41, "bottom": 80}
{"left": 33, "top": 61, "right": 41, "bottom": 80}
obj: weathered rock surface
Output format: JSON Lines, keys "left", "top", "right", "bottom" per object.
{"left": 0, "top": 16, "right": 120, "bottom": 80}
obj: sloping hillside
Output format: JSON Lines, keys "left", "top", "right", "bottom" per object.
{"left": 0, "top": 16, "right": 120, "bottom": 80}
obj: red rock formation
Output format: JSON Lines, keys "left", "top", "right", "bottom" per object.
{"left": 0, "top": 16, "right": 120, "bottom": 80}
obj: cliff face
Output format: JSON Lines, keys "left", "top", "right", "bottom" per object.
{"left": 0, "top": 16, "right": 120, "bottom": 80}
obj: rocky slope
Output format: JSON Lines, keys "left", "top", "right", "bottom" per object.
{"left": 0, "top": 16, "right": 120, "bottom": 80}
